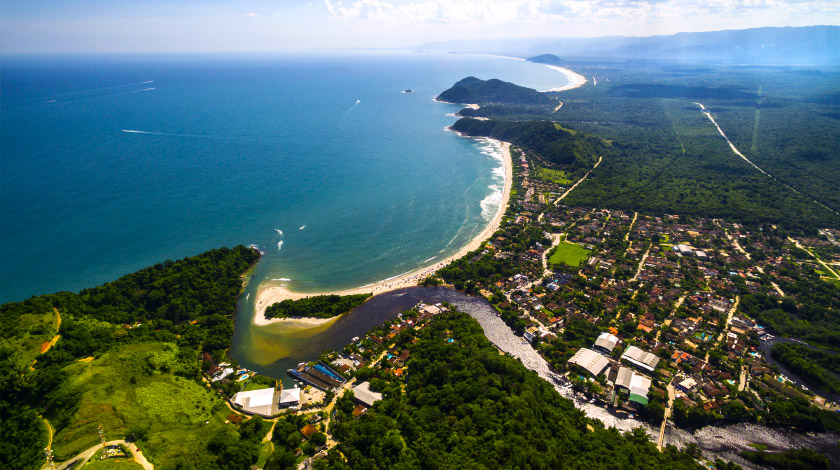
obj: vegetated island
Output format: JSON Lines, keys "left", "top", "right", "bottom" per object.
{"left": 264, "top": 293, "right": 371, "bottom": 320}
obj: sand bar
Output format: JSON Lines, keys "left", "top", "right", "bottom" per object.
{"left": 253, "top": 141, "right": 513, "bottom": 326}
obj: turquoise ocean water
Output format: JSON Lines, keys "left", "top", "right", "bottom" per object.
{"left": 1, "top": 52, "right": 569, "bottom": 304}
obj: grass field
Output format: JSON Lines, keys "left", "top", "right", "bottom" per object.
{"left": 52, "top": 342, "right": 233, "bottom": 469}
{"left": 83, "top": 458, "right": 144, "bottom": 470}
{"left": 1, "top": 306, "right": 59, "bottom": 370}
{"left": 548, "top": 242, "right": 591, "bottom": 267}
{"left": 534, "top": 166, "right": 574, "bottom": 186}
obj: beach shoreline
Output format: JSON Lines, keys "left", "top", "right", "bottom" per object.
{"left": 543, "top": 65, "right": 587, "bottom": 92}
{"left": 253, "top": 140, "right": 513, "bottom": 326}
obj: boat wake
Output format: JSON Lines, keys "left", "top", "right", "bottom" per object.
{"left": 275, "top": 229, "right": 284, "bottom": 237}
{"left": 121, "top": 129, "right": 257, "bottom": 143}
{"left": 277, "top": 240, "right": 284, "bottom": 251}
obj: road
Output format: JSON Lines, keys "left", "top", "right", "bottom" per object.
{"left": 554, "top": 156, "right": 602, "bottom": 204}
{"left": 657, "top": 380, "right": 676, "bottom": 450}
{"left": 738, "top": 363, "right": 747, "bottom": 392}
{"left": 694, "top": 102, "right": 837, "bottom": 216}
{"left": 788, "top": 237, "right": 840, "bottom": 280}
{"left": 632, "top": 244, "right": 652, "bottom": 281}
{"left": 624, "top": 212, "right": 638, "bottom": 242}
{"left": 322, "top": 346, "right": 390, "bottom": 450}
{"left": 47, "top": 440, "right": 153, "bottom": 470}
{"left": 705, "top": 296, "right": 740, "bottom": 363}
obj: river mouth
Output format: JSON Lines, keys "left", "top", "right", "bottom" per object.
{"left": 231, "top": 286, "right": 840, "bottom": 468}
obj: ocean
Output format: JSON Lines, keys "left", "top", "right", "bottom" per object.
{"left": 1, "top": 52, "right": 570, "bottom": 303}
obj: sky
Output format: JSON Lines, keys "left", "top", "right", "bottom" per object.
{"left": 1, "top": 0, "right": 838, "bottom": 53}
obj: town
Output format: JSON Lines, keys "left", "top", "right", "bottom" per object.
{"left": 194, "top": 144, "right": 840, "bottom": 469}
{"left": 429, "top": 145, "right": 840, "bottom": 437}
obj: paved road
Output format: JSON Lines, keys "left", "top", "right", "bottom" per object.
{"left": 705, "top": 296, "right": 741, "bottom": 363}
{"left": 47, "top": 440, "right": 153, "bottom": 470}
{"left": 632, "top": 244, "right": 651, "bottom": 281}
{"left": 789, "top": 237, "right": 840, "bottom": 280}
{"left": 624, "top": 212, "right": 638, "bottom": 242}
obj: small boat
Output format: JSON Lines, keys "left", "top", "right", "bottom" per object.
{"left": 403, "top": 89, "right": 413, "bottom": 93}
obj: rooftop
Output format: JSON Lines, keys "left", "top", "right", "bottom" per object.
{"left": 568, "top": 348, "right": 610, "bottom": 377}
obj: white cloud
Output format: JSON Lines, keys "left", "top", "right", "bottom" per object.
{"left": 321, "top": 0, "right": 839, "bottom": 25}
{"left": 245, "top": 12, "right": 259, "bottom": 17}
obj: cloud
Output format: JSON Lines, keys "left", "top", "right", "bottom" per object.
{"left": 245, "top": 12, "right": 259, "bottom": 17}
{"left": 321, "top": 0, "right": 839, "bottom": 24}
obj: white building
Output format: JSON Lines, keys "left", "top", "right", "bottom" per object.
{"left": 620, "top": 345, "right": 660, "bottom": 373}
{"left": 353, "top": 381, "right": 383, "bottom": 408}
{"left": 568, "top": 348, "right": 610, "bottom": 377}
{"left": 278, "top": 387, "right": 301, "bottom": 409}
{"left": 594, "top": 332, "right": 620, "bottom": 354}
{"left": 232, "top": 387, "right": 280, "bottom": 416}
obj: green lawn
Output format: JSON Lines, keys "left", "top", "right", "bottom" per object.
{"left": 256, "top": 441, "right": 274, "bottom": 468}
{"left": 83, "top": 458, "right": 144, "bottom": 470}
{"left": 534, "top": 166, "right": 574, "bottom": 186}
{"left": 52, "top": 342, "right": 232, "bottom": 469}
{"left": 548, "top": 242, "right": 591, "bottom": 267}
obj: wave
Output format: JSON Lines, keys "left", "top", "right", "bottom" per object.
{"left": 277, "top": 240, "right": 284, "bottom": 251}
{"left": 42, "top": 100, "right": 56, "bottom": 104}
{"left": 271, "top": 278, "right": 292, "bottom": 282}
{"left": 479, "top": 189, "right": 503, "bottom": 222}
{"left": 245, "top": 293, "right": 250, "bottom": 301}
{"left": 423, "top": 256, "right": 438, "bottom": 263}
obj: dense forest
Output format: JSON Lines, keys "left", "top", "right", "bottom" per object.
{"left": 450, "top": 62, "right": 840, "bottom": 231}
{"left": 436, "top": 76, "right": 557, "bottom": 108}
{"left": 739, "top": 447, "right": 829, "bottom": 470}
{"left": 318, "top": 309, "right": 705, "bottom": 470}
{"left": 0, "top": 246, "right": 260, "bottom": 470}
{"left": 264, "top": 294, "right": 371, "bottom": 319}
{"left": 451, "top": 118, "right": 605, "bottom": 168}
{"left": 738, "top": 269, "right": 840, "bottom": 349}
{"left": 771, "top": 343, "right": 840, "bottom": 395}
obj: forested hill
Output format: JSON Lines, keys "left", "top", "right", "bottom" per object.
{"left": 451, "top": 118, "right": 606, "bottom": 168}
{"left": 0, "top": 246, "right": 260, "bottom": 470}
{"left": 528, "top": 53, "right": 568, "bottom": 66}
{"left": 324, "top": 310, "right": 705, "bottom": 469}
{"left": 436, "top": 76, "right": 557, "bottom": 107}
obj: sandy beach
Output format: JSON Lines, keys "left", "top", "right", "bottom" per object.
{"left": 253, "top": 141, "right": 513, "bottom": 326}
{"left": 544, "top": 65, "right": 587, "bottom": 92}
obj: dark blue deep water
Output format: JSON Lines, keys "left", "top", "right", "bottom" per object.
{"left": 1, "top": 52, "right": 569, "bottom": 302}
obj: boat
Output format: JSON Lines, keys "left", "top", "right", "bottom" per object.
{"left": 403, "top": 89, "right": 413, "bottom": 93}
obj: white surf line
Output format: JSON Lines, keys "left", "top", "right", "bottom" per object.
{"left": 693, "top": 102, "right": 838, "bottom": 215}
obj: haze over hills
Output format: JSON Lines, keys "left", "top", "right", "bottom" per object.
{"left": 420, "top": 25, "right": 840, "bottom": 64}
